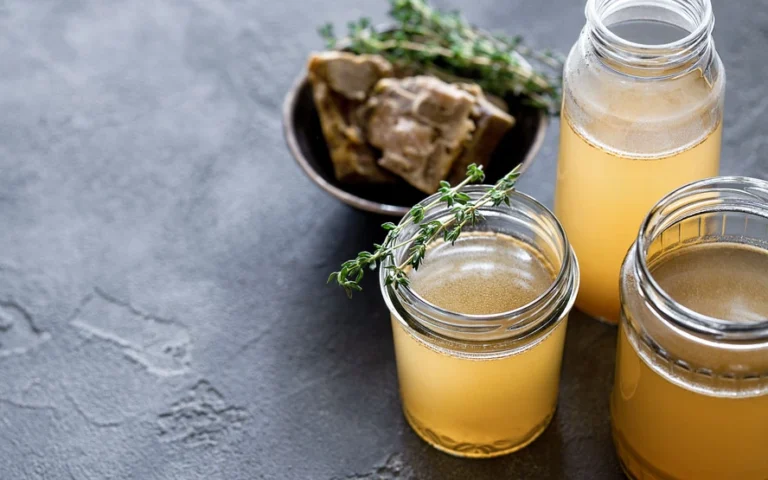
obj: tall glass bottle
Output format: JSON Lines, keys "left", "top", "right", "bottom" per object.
{"left": 555, "top": 0, "right": 725, "bottom": 322}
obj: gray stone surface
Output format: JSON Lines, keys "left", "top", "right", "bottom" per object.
{"left": 0, "top": 0, "right": 765, "bottom": 478}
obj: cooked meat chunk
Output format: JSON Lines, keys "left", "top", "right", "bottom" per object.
{"left": 449, "top": 84, "right": 515, "bottom": 183}
{"left": 366, "top": 76, "right": 476, "bottom": 193}
{"left": 308, "top": 51, "right": 393, "bottom": 101}
{"left": 308, "top": 52, "right": 394, "bottom": 183}
{"left": 307, "top": 52, "right": 515, "bottom": 190}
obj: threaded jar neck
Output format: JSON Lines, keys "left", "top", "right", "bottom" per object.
{"left": 634, "top": 176, "right": 768, "bottom": 342}
{"left": 380, "top": 187, "right": 579, "bottom": 352}
{"left": 585, "top": 0, "right": 714, "bottom": 79}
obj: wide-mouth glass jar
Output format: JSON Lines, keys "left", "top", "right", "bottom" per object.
{"left": 555, "top": 0, "right": 725, "bottom": 323}
{"left": 380, "top": 187, "right": 580, "bottom": 458}
{"left": 612, "top": 177, "right": 768, "bottom": 479}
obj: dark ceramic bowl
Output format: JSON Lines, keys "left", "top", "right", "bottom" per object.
{"left": 282, "top": 71, "right": 548, "bottom": 216}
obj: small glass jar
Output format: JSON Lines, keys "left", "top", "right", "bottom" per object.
{"left": 555, "top": 0, "right": 725, "bottom": 323}
{"left": 612, "top": 177, "right": 768, "bottom": 479}
{"left": 380, "top": 187, "right": 580, "bottom": 458}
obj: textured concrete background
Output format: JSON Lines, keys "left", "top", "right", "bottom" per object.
{"left": 0, "top": 0, "right": 766, "bottom": 478}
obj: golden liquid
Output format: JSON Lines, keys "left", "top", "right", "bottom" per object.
{"left": 612, "top": 243, "right": 768, "bottom": 479}
{"left": 555, "top": 116, "right": 722, "bottom": 322}
{"left": 391, "top": 233, "right": 568, "bottom": 458}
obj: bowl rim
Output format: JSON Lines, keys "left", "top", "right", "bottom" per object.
{"left": 282, "top": 68, "right": 549, "bottom": 217}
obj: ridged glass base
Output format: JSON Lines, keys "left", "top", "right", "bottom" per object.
{"left": 403, "top": 406, "right": 554, "bottom": 459}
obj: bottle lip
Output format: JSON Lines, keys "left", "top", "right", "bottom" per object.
{"left": 634, "top": 176, "right": 768, "bottom": 341}
{"left": 379, "top": 186, "right": 580, "bottom": 345}
{"left": 585, "top": 0, "right": 714, "bottom": 78}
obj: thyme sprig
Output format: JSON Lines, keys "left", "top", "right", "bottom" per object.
{"left": 318, "top": 0, "right": 564, "bottom": 114}
{"left": 329, "top": 164, "right": 521, "bottom": 297}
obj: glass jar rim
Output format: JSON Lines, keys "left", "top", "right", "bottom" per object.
{"left": 585, "top": 0, "right": 715, "bottom": 79}
{"left": 635, "top": 176, "right": 768, "bottom": 340}
{"left": 380, "top": 186, "right": 580, "bottom": 344}
{"left": 586, "top": 0, "right": 713, "bottom": 51}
